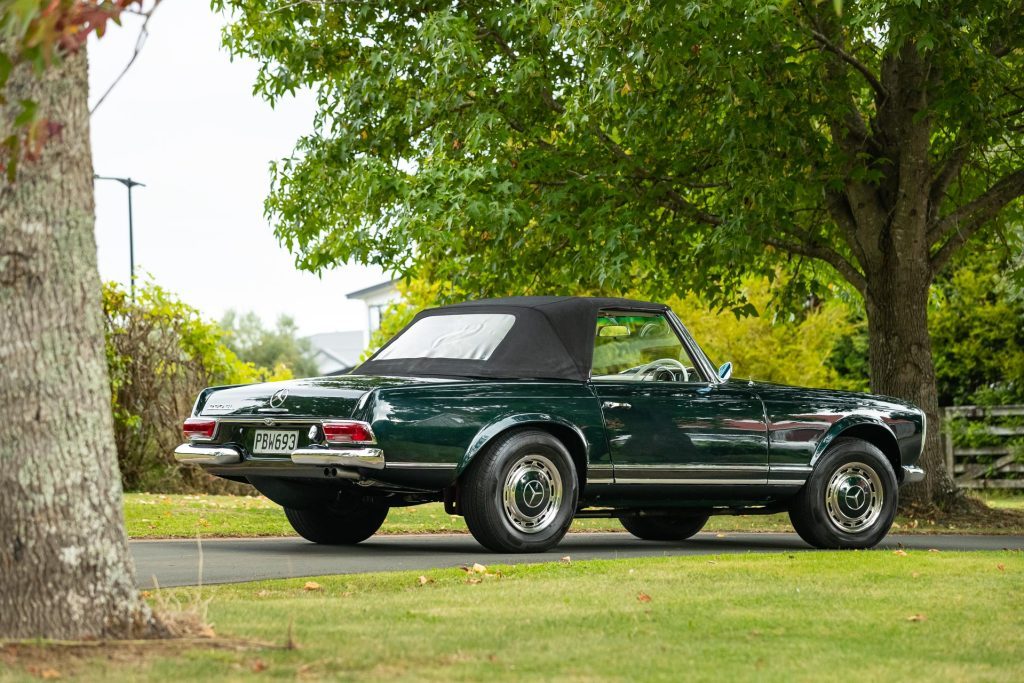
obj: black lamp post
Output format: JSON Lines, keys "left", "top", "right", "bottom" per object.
{"left": 94, "top": 174, "right": 145, "bottom": 299}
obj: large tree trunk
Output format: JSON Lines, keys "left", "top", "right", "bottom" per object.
{"left": 0, "top": 45, "right": 156, "bottom": 638}
{"left": 864, "top": 261, "right": 957, "bottom": 508}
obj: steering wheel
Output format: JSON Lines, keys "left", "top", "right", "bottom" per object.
{"left": 635, "top": 358, "right": 689, "bottom": 383}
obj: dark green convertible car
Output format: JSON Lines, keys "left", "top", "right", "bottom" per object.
{"left": 175, "top": 296, "right": 925, "bottom": 552}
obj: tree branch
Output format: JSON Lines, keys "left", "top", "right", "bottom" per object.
{"left": 90, "top": 0, "right": 162, "bottom": 115}
{"left": 764, "top": 234, "right": 867, "bottom": 295}
{"left": 930, "top": 168, "right": 1024, "bottom": 271}
{"left": 808, "top": 28, "right": 888, "bottom": 101}
{"left": 927, "top": 136, "right": 972, "bottom": 234}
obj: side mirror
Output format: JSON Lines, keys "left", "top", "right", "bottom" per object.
{"left": 717, "top": 361, "right": 733, "bottom": 381}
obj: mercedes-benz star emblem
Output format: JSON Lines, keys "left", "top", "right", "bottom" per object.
{"left": 269, "top": 388, "right": 289, "bottom": 409}
{"left": 523, "top": 480, "right": 545, "bottom": 508}
{"left": 844, "top": 485, "right": 866, "bottom": 510}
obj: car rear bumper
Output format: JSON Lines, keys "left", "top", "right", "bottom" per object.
{"left": 173, "top": 443, "right": 385, "bottom": 470}
{"left": 901, "top": 465, "right": 925, "bottom": 484}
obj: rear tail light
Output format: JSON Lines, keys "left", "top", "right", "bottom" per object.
{"left": 322, "top": 421, "right": 376, "bottom": 444}
{"left": 183, "top": 417, "right": 217, "bottom": 441}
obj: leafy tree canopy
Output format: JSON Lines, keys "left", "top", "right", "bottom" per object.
{"left": 218, "top": 0, "right": 1024, "bottom": 311}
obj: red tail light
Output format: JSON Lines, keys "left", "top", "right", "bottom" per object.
{"left": 183, "top": 418, "right": 217, "bottom": 441}
{"left": 322, "top": 421, "right": 375, "bottom": 444}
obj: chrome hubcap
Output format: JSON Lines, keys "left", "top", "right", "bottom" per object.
{"left": 825, "top": 462, "right": 884, "bottom": 533}
{"left": 502, "top": 454, "right": 562, "bottom": 534}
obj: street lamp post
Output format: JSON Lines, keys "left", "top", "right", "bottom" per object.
{"left": 94, "top": 175, "right": 145, "bottom": 299}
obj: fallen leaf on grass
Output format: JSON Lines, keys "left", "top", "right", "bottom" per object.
{"left": 417, "top": 575, "right": 434, "bottom": 586}
{"left": 928, "top": 548, "right": 940, "bottom": 553}
{"left": 466, "top": 577, "right": 482, "bottom": 585}
{"left": 997, "top": 563, "right": 1005, "bottom": 572}
{"left": 911, "top": 572, "right": 921, "bottom": 578}
{"left": 250, "top": 658, "right": 268, "bottom": 673}
{"left": 906, "top": 614, "right": 927, "bottom": 622}
{"left": 256, "top": 590, "right": 271, "bottom": 597}
{"left": 893, "top": 549, "right": 908, "bottom": 557}
{"left": 637, "top": 592, "right": 652, "bottom": 603}
{"left": 715, "top": 533, "right": 727, "bottom": 538}
{"left": 303, "top": 581, "right": 322, "bottom": 592}
{"left": 27, "top": 667, "right": 61, "bottom": 680}
{"left": 460, "top": 563, "right": 488, "bottom": 574}
{"left": 560, "top": 556, "right": 572, "bottom": 565}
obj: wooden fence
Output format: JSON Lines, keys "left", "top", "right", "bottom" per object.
{"left": 943, "top": 405, "right": 1024, "bottom": 489}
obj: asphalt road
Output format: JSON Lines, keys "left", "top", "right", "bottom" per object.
{"left": 131, "top": 532, "right": 1024, "bottom": 588}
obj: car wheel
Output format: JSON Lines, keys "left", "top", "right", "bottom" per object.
{"left": 619, "top": 512, "right": 710, "bottom": 541}
{"left": 788, "top": 437, "right": 898, "bottom": 549}
{"left": 461, "top": 429, "right": 579, "bottom": 553}
{"left": 284, "top": 494, "right": 389, "bottom": 545}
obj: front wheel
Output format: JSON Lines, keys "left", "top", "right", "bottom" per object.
{"left": 284, "top": 494, "right": 388, "bottom": 545}
{"left": 788, "top": 437, "right": 898, "bottom": 549}
{"left": 619, "top": 512, "right": 710, "bottom": 541}
{"left": 461, "top": 429, "right": 579, "bottom": 553}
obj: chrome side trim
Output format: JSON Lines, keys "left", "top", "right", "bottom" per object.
{"left": 902, "top": 465, "right": 925, "bottom": 483}
{"left": 616, "top": 463, "right": 768, "bottom": 471}
{"left": 173, "top": 444, "right": 243, "bottom": 465}
{"left": 291, "top": 448, "right": 385, "bottom": 470}
{"left": 770, "top": 464, "right": 813, "bottom": 473}
{"left": 587, "top": 478, "right": 615, "bottom": 485}
{"left": 614, "top": 478, "right": 767, "bottom": 485}
{"left": 385, "top": 462, "right": 457, "bottom": 469}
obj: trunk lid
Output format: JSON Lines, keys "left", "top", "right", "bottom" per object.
{"left": 196, "top": 375, "right": 450, "bottom": 419}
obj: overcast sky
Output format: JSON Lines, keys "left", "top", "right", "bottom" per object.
{"left": 87, "top": 2, "right": 386, "bottom": 337}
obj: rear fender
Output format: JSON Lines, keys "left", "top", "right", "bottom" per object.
{"left": 457, "top": 413, "right": 589, "bottom": 475}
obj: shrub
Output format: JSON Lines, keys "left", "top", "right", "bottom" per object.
{"left": 103, "top": 280, "right": 289, "bottom": 492}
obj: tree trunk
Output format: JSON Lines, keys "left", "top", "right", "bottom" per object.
{"left": 0, "top": 45, "right": 156, "bottom": 638}
{"left": 864, "top": 262, "right": 957, "bottom": 509}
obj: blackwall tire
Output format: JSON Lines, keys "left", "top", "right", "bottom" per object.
{"left": 461, "top": 429, "right": 579, "bottom": 553}
{"left": 284, "top": 496, "right": 389, "bottom": 545}
{"left": 619, "top": 512, "right": 710, "bottom": 541}
{"left": 789, "top": 437, "right": 898, "bottom": 549}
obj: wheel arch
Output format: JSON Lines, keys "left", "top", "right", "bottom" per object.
{"left": 811, "top": 415, "right": 902, "bottom": 479}
{"left": 458, "top": 414, "right": 589, "bottom": 487}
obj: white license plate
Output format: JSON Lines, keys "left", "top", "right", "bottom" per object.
{"left": 252, "top": 430, "right": 298, "bottom": 455}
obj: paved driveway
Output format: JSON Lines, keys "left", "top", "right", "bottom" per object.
{"left": 131, "top": 532, "right": 1024, "bottom": 588}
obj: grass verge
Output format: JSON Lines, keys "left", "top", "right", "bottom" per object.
{"left": 3, "top": 551, "right": 1022, "bottom": 681}
{"left": 124, "top": 492, "right": 1024, "bottom": 539}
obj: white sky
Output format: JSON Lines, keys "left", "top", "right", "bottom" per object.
{"left": 87, "top": 2, "right": 385, "bottom": 337}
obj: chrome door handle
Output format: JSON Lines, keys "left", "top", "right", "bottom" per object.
{"left": 602, "top": 401, "right": 632, "bottom": 410}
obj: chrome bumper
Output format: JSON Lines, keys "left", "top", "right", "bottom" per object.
{"left": 173, "top": 444, "right": 243, "bottom": 465}
{"left": 290, "top": 448, "right": 385, "bottom": 470}
{"left": 902, "top": 465, "right": 925, "bottom": 484}
{"left": 173, "top": 443, "right": 385, "bottom": 470}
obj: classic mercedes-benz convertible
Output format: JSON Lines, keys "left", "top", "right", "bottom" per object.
{"left": 176, "top": 296, "right": 925, "bottom": 552}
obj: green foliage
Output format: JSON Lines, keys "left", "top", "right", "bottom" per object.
{"left": 220, "top": 310, "right": 320, "bottom": 378}
{"left": 931, "top": 246, "right": 1024, "bottom": 407}
{"left": 216, "top": 0, "right": 1024, "bottom": 311}
{"left": 668, "top": 280, "right": 863, "bottom": 390}
{"left": 104, "top": 280, "right": 281, "bottom": 492}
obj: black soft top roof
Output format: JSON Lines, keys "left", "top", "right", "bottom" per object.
{"left": 355, "top": 296, "right": 668, "bottom": 381}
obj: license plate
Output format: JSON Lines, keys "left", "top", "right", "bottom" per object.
{"left": 252, "top": 430, "right": 298, "bottom": 455}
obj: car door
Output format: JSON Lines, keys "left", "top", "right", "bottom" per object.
{"left": 588, "top": 310, "right": 768, "bottom": 484}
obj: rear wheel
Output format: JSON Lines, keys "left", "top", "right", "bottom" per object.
{"left": 284, "top": 494, "right": 388, "bottom": 545}
{"left": 461, "top": 429, "right": 579, "bottom": 553}
{"left": 619, "top": 512, "right": 710, "bottom": 541}
{"left": 788, "top": 437, "right": 898, "bottom": 549}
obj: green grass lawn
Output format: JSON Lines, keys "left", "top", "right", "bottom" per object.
{"left": 4, "top": 551, "right": 1021, "bottom": 681}
{"left": 123, "top": 492, "right": 1024, "bottom": 539}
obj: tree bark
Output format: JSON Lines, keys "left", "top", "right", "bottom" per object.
{"left": 0, "top": 44, "right": 156, "bottom": 638}
{"left": 864, "top": 260, "right": 956, "bottom": 508}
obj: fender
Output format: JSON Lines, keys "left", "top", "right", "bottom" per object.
{"left": 809, "top": 412, "right": 900, "bottom": 468}
{"left": 457, "top": 413, "right": 589, "bottom": 475}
